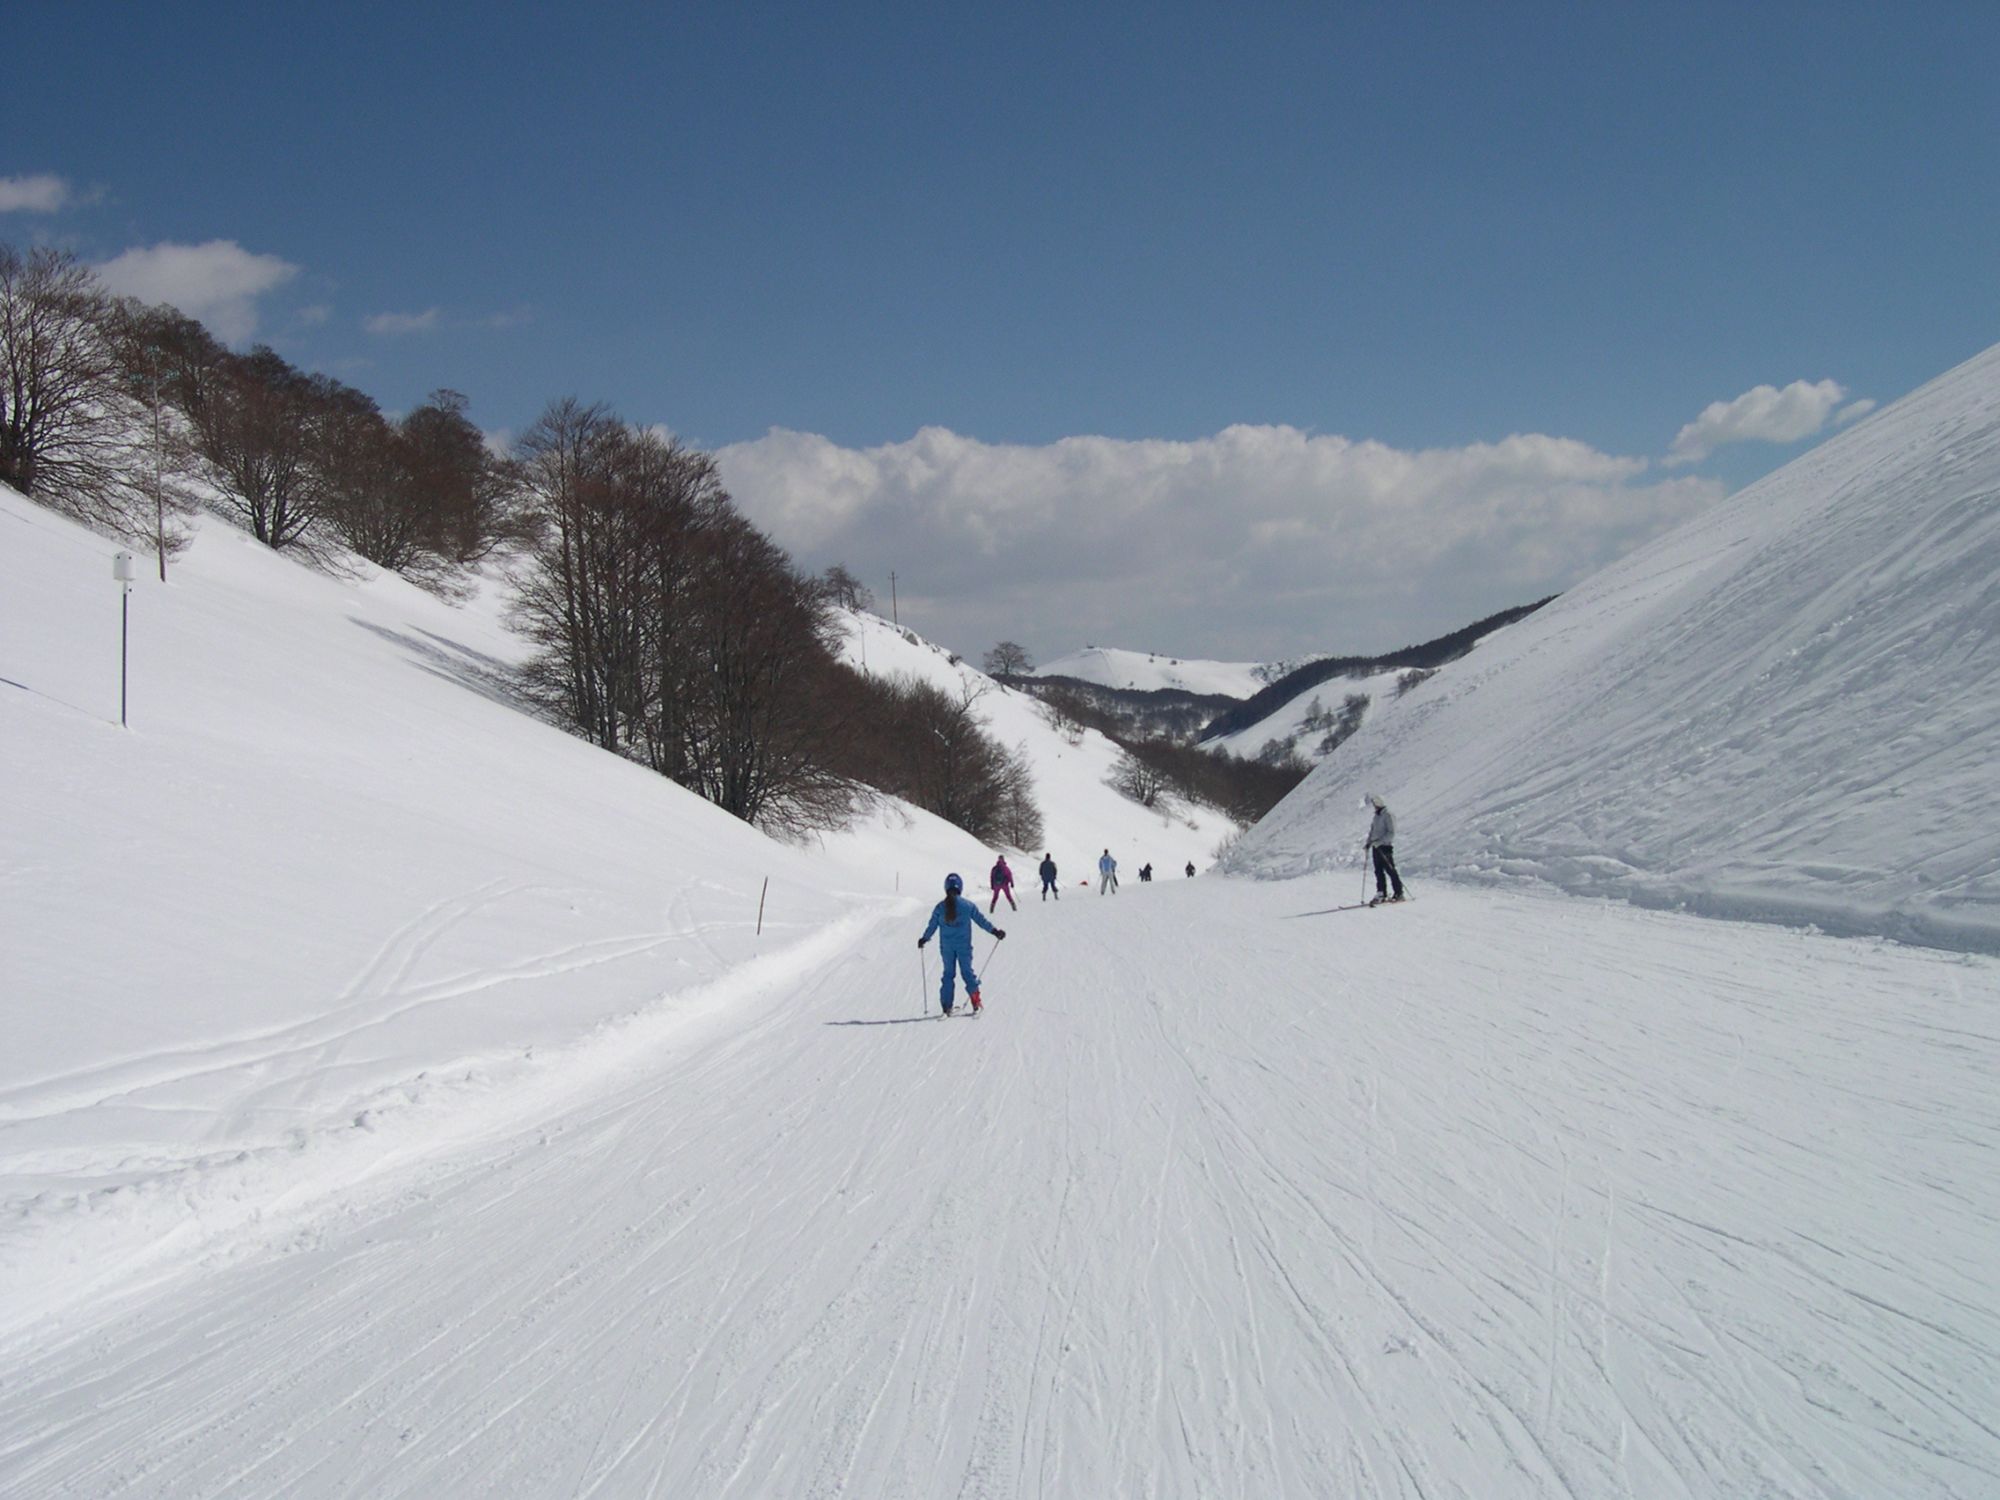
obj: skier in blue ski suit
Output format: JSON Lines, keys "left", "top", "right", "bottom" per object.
{"left": 917, "top": 873, "right": 1005, "bottom": 1014}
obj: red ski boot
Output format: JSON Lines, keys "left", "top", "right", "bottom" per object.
{"left": 969, "top": 990, "right": 983, "bottom": 1013}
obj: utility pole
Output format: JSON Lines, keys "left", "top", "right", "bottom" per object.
{"left": 890, "top": 571, "right": 898, "bottom": 626}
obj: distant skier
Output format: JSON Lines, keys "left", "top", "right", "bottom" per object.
{"left": 1099, "top": 849, "right": 1119, "bottom": 894}
{"left": 1364, "top": 793, "right": 1407, "bottom": 905}
{"left": 1138, "top": 863, "right": 1152, "bottom": 883}
{"left": 1039, "top": 853, "right": 1059, "bottom": 900}
{"left": 989, "top": 854, "right": 1017, "bottom": 912}
{"left": 1185, "top": 860, "right": 1196, "bottom": 878}
{"left": 918, "top": 873, "right": 1004, "bottom": 1015}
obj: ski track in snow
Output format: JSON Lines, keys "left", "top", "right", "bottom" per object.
{"left": 2, "top": 879, "right": 1995, "bottom": 1499}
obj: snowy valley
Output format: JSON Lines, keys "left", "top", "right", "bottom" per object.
{"left": 2, "top": 337, "right": 1998, "bottom": 1498}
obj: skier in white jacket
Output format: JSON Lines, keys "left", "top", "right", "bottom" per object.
{"left": 1364, "top": 794, "right": 1407, "bottom": 905}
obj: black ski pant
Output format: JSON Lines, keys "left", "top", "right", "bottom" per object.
{"left": 1372, "top": 844, "right": 1405, "bottom": 900}
{"left": 1041, "top": 876, "right": 1058, "bottom": 900}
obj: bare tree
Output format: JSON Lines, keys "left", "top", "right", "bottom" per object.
{"left": 312, "top": 380, "right": 406, "bottom": 566}
{"left": 906, "top": 676, "right": 995, "bottom": 831}
{"left": 820, "top": 564, "right": 873, "bottom": 612}
{"left": 509, "top": 398, "right": 637, "bottom": 749}
{"left": 618, "top": 426, "right": 726, "bottom": 782}
{"left": 401, "top": 389, "right": 508, "bottom": 566}
{"left": 315, "top": 386, "right": 507, "bottom": 589}
{"left": 995, "top": 742, "right": 1045, "bottom": 849}
{"left": 1111, "top": 749, "right": 1172, "bottom": 809}
{"left": 1255, "top": 735, "right": 1299, "bottom": 767}
{"left": 176, "top": 346, "right": 330, "bottom": 550}
{"left": 983, "top": 640, "right": 1033, "bottom": 677}
{"left": 1037, "top": 686, "right": 1089, "bottom": 746}
{"left": 811, "top": 665, "right": 1045, "bottom": 845}
{"left": 676, "top": 511, "right": 848, "bottom": 832}
{"left": 509, "top": 401, "right": 850, "bottom": 834}
{"left": 1316, "top": 693, "right": 1370, "bottom": 755}
{"left": 0, "top": 244, "right": 151, "bottom": 535}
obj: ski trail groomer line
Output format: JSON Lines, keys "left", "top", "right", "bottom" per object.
{"left": 1364, "top": 792, "right": 1407, "bottom": 905}
{"left": 917, "top": 873, "right": 1005, "bottom": 1015}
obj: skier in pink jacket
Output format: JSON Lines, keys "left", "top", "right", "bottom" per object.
{"left": 989, "top": 854, "right": 1018, "bottom": 912}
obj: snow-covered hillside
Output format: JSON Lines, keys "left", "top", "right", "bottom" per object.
{"left": 0, "top": 489, "right": 1238, "bottom": 1333}
{"left": 0, "top": 488, "right": 889, "bottom": 1328}
{"left": 832, "top": 612, "right": 1239, "bottom": 875}
{"left": 1207, "top": 663, "right": 1426, "bottom": 761}
{"left": 1228, "top": 341, "right": 2000, "bottom": 955}
{"left": 1032, "top": 644, "right": 1268, "bottom": 698}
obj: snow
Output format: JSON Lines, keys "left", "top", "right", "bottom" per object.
{"left": 1031, "top": 644, "right": 1270, "bottom": 698}
{"left": 0, "top": 491, "right": 883, "bottom": 1330}
{"left": 3, "top": 878, "right": 1994, "bottom": 1497}
{"left": 0, "top": 492, "right": 1233, "bottom": 1340}
{"left": 1206, "top": 663, "right": 1418, "bottom": 761}
{"left": 1228, "top": 340, "right": 2000, "bottom": 955}
{"left": 5, "top": 333, "right": 1999, "bottom": 1500}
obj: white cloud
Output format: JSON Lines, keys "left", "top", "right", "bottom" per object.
{"left": 718, "top": 424, "right": 1724, "bottom": 661}
{"left": 1665, "top": 378, "right": 1861, "bottom": 466}
{"left": 1835, "top": 398, "right": 1877, "bottom": 425}
{"left": 0, "top": 174, "right": 75, "bottom": 213}
{"left": 363, "top": 307, "right": 440, "bottom": 336}
{"left": 94, "top": 240, "right": 299, "bottom": 344}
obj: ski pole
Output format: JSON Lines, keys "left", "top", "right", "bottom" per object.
{"left": 1362, "top": 845, "right": 1371, "bottom": 905}
{"left": 982, "top": 936, "right": 1005, "bottom": 985}
{"left": 919, "top": 945, "right": 929, "bottom": 1017}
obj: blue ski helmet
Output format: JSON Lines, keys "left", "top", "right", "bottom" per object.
{"left": 944, "top": 872, "right": 964, "bottom": 894}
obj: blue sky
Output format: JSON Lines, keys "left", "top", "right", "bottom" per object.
{"left": 8, "top": 2, "right": 1997, "bottom": 659}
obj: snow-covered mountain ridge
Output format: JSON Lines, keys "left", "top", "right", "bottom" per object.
{"left": 1229, "top": 340, "right": 2000, "bottom": 954}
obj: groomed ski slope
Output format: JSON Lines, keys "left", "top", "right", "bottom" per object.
{"left": 4, "top": 877, "right": 1995, "bottom": 1499}
{"left": 1228, "top": 340, "right": 2000, "bottom": 954}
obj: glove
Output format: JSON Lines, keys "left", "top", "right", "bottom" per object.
{"left": 995, "top": 929, "right": 1007, "bottom": 940}
{"left": 917, "top": 936, "right": 928, "bottom": 949}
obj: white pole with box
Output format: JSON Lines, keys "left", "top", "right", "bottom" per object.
{"left": 112, "top": 550, "right": 137, "bottom": 727}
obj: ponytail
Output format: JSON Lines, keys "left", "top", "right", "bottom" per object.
{"left": 944, "top": 892, "right": 959, "bottom": 923}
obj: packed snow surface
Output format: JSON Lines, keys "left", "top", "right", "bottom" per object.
{"left": 1032, "top": 645, "right": 1268, "bottom": 698}
{"left": 4, "top": 878, "right": 1995, "bottom": 1497}
{"left": 1230, "top": 341, "right": 2000, "bottom": 954}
